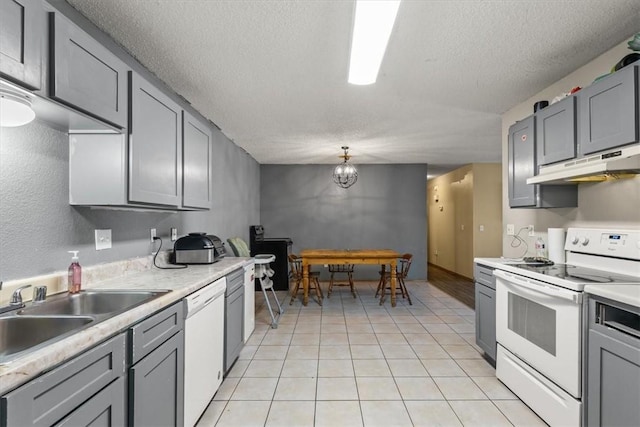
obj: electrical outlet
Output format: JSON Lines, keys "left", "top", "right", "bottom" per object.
{"left": 528, "top": 225, "right": 535, "bottom": 236}
{"left": 95, "top": 229, "right": 112, "bottom": 250}
{"left": 171, "top": 228, "right": 178, "bottom": 241}
{"left": 150, "top": 228, "right": 156, "bottom": 242}
{"left": 507, "top": 224, "right": 515, "bottom": 235}
{"left": 479, "top": 225, "right": 484, "bottom": 232}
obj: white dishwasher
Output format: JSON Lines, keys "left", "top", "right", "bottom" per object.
{"left": 183, "top": 277, "right": 226, "bottom": 427}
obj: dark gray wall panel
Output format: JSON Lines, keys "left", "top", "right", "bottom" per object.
{"left": 0, "top": 121, "right": 259, "bottom": 281}
{"left": 260, "top": 164, "right": 428, "bottom": 280}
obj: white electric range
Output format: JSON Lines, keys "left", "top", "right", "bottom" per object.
{"left": 478, "top": 228, "right": 640, "bottom": 427}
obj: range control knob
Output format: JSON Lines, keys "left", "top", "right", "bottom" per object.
{"left": 579, "top": 237, "right": 590, "bottom": 246}
{"left": 571, "top": 236, "right": 579, "bottom": 245}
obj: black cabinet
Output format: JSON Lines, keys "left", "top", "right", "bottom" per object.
{"left": 474, "top": 263, "right": 496, "bottom": 363}
{"left": 536, "top": 96, "right": 576, "bottom": 166}
{"left": 578, "top": 65, "right": 639, "bottom": 156}
{"left": 50, "top": 12, "right": 128, "bottom": 128}
{"left": 251, "top": 239, "right": 292, "bottom": 291}
{"left": 508, "top": 116, "right": 577, "bottom": 208}
{"left": 586, "top": 296, "right": 640, "bottom": 427}
{"left": 0, "top": 0, "right": 44, "bottom": 90}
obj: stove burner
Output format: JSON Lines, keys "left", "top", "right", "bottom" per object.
{"left": 510, "top": 264, "right": 640, "bottom": 285}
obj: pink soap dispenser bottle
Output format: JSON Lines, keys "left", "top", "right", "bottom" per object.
{"left": 68, "top": 250, "right": 82, "bottom": 294}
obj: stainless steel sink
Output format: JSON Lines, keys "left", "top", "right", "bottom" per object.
{"left": 18, "top": 290, "right": 169, "bottom": 317}
{"left": 0, "top": 316, "right": 94, "bottom": 362}
{"left": 0, "top": 289, "right": 170, "bottom": 364}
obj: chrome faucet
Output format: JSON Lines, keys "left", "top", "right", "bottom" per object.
{"left": 10, "top": 284, "right": 32, "bottom": 306}
{"left": 0, "top": 284, "right": 32, "bottom": 315}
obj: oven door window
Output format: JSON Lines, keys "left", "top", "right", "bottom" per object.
{"left": 508, "top": 293, "right": 556, "bottom": 355}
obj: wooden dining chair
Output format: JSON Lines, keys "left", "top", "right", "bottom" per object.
{"left": 376, "top": 253, "right": 413, "bottom": 305}
{"left": 327, "top": 264, "right": 356, "bottom": 298}
{"left": 288, "top": 254, "right": 323, "bottom": 305}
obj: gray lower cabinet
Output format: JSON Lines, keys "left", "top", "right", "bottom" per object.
{"left": 50, "top": 12, "right": 128, "bottom": 128}
{"left": 508, "top": 116, "right": 577, "bottom": 208}
{"left": 56, "top": 376, "right": 126, "bottom": 427}
{"left": 0, "top": 333, "right": 126, "bottom": 427}
{"left": 129, "top": 72, "right": 182, "bottom": 207}
{"left": 0, "top": 0, "right": 44, "bottom": 90}
{"left": 578, "top": 65, "right": 639, "bottom": 156}
{"left": 128, "top": 302, "right": 184, "bottom": 427}
{"left": 224, "top": 269, "right": 245, "bottom": 374}
{"left": 474, "top": 263, "right": 496, "bottom": 362}
{"left": 536, "top": 96, "right": 576, "bottom": 166}
{"left": 586, "top": 297, "right": 640, "bottom": 427}
{"left": 182, "top": 111, "right": 212, "bottom": 209}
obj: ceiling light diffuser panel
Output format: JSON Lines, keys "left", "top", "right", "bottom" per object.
{"left": 348, "top": 0, "right": 401, "bottom": 85}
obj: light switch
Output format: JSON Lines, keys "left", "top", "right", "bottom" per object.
{"left": 95, "top": 229, "right": 112, "bottom": 250}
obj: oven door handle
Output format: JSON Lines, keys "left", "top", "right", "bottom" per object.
{"left": 494, "top": 270, "right": 582, "bottom": 304}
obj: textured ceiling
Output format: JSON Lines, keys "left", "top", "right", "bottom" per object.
{"left": 66, "top": 0, "right": 639, "bottom": 168}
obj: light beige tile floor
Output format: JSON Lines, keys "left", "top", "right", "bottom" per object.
{"left": 196, "top": 281, "right": 547, "bottom": 427}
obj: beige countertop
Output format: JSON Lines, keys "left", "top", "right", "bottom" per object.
{"left": 0, "top": 257, "right": 253, "bottom": 395}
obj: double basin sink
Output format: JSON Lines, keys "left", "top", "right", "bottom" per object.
{"left": 0, "top": 290, "right": 169, "bottom": 364}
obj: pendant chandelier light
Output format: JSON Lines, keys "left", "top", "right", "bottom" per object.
{"left": 333, "top": 146, "right": 358, "bottom": 189}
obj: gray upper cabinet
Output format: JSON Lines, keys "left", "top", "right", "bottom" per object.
{"left": 0, "top": 0, "right": 44, "bottom": 90}
{"left": 182, "top": 111, "right": 212, "bottom": 209}
{"left": 50, "top": 12, "right": 128, "bottom": 128}
{"left": 508, "top": 116, "right": 537, "bottom": 207}
{"left": 536, "top": 96, "right": 576, "bottom": 166}
{"left": 578, "top": 64, "right": 639, "bottom": 156}
{"left": 508, "top": 116, "right": 577, "bottom": 208}
{"left": 129, "top": 72, "right": 182, "bottom": 207}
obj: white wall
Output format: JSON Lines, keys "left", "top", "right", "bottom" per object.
{"left": 501, "top": 39, "right": 640, "bottom": 257}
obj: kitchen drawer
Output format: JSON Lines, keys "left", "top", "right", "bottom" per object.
{"left": 129, "top": 302, "right": 184, "bottom": 364}
{"left": 227, "top": 268, "right": 244, "bottom": 288}
{"left": 1, "top": 333, "right": 126, "bottom": 427}
{"left": 474, "top": 263, "right": 495, "bottom": 289}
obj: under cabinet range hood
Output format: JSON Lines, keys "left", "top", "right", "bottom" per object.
{"left": 527, "top": 144, "right": 640, "bottom": 184}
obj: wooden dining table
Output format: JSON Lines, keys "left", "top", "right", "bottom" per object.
{"left": 300, "top": 249, "right": 401, "bottom": 307}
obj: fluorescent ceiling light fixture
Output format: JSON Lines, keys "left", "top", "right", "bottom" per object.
{"left": 0, "top": 90, "right": 36, "bottom": 127}
{"left": 348, "top": 0, "right": 401, "bottom": 85}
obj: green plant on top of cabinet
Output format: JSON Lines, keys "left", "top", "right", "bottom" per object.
{"left": 129, "top": 72, "right": 183, "bottom": 207}
{"left": 508, "top": 115, "right": 577, "bottom": 208}
{"left": 182, "top": 111, "right": 212, "bottom": 209}
{"left": 0, "top": 0, "right": 44, "bottom": 90}
{"left": 536, "top": 96, "right": 576, "bottom": 166}
{"left": 578, "top": 65, "right": 639, "bottom": 156}
{"left": 50, "top": 11, "right": 129, "bottom": 129}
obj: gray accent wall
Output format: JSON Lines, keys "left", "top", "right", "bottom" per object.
{"left": 0, "top": 120, "right": 259, "bottom": 281}
{"left": 260, "top": 164, "right": 429, "bottom": 280}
